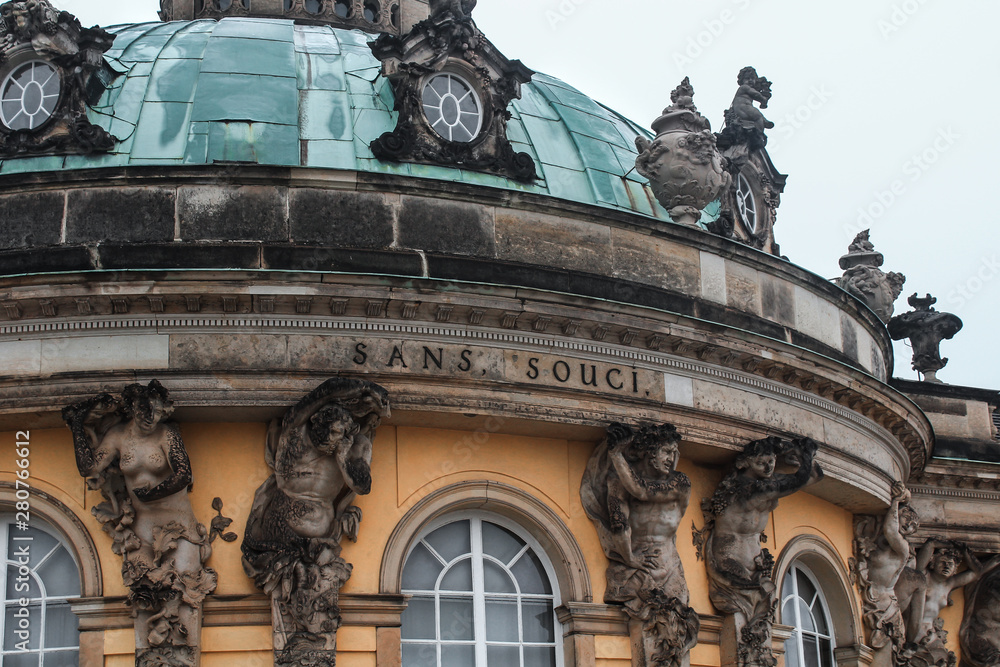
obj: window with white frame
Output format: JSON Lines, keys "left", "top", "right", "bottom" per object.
{"left": 781, "top": 562, "right": 836, "bottom": 667}
{"left": 400, "top": 514, "right": 562, "bottom": 667}
{"left": 1, "top": 517, "right": 81, "bottom": 666}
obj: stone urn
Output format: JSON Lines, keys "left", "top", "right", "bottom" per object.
{"left": 887, "top": 293, "right": 963, "bottom": 383}
{"left": 635, "top": 78, "right": 731, "bottom": 227}
{"left": 835, "top": 230, "right": 906, "bottom": 322}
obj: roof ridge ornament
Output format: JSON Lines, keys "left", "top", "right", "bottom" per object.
{"left": 836, "top": 229, "right": 906, "bottom": 323}
{"left": 0, "top": 0, "right": 117, "bottom": 157}
{"left": 368, "top": 0, "right": 538, "bottom": 181}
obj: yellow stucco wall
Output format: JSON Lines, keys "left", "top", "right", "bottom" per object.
{"left": 0, "top": 424, "right": 960, "bottom": 666}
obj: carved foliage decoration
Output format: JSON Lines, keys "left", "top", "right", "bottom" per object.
{"left": 581, "top": 423, "right": 699, "bottom": 667}
{"left": 241, "top": 378, "right": 390, "bottom": 667}
{"left": 63, "top": 380, "right": 216, "bottom": 667}
{"left": 0, "top": 0, "right": 116, "bottom": 157}
{"left": 695, "top": 437, "right": 823, "bottom": 667}
{"left": 368, "top": 2, "right": 537, "bottom": 181}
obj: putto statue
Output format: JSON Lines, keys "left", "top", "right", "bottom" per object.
{"left": 888, "top": 294, "right": 964, "bottom": 383}
{"left": 961, "top": 560, "right": 1000, "bottom": 667}
{"left": 635, "top": 77, "right": 731, "bottom": 227}
{"left": 836, "top": 230, "right": 907, "bottom": 323}
{"left": 716, "top": 66, "right": 774, "bottom": 152}
{"left": 63, "top": 381, "right": 216, "bottom": 667}
{"left": 428, "top": 0, "right": 476, "bottom": 19}
{"left": 695, "top": 437, "right": 823, "bottom": 667}
{"left": 895, "top": 541, "right": 1000, "bottom": 667}
{"left": 581, "top": 423, "right": 700, "bottom": 667}
{"left": 241, "top": 378, "right": 390, "bottom": 667}
{"left": 851, "top": 482, "right": 920, "bottom": 666}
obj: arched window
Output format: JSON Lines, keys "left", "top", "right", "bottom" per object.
{"left": 400, "top": 514, "right": 562, "bottom": 667}
{"left": 781, "top": 562, "right": 836, "bottom": 667}
{"left": 0, "top": 516, "right": 81, "bottom": 665}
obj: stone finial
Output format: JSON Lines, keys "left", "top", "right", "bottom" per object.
{"left": 835, "top": 230, "right": 906, "bottom": 322}
{"left": 887, "top": 294, "right": 963, "bottom": 383}
{"left": 634, "top": 78, "right": 730, "bottom": 227}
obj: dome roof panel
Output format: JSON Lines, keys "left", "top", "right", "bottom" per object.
{"left": 0, "top": 18, "right": 669, "bottom": 221}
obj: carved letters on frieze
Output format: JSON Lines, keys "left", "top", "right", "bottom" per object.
{"left": 63, "top": 381, "right": 217, "bottom": 667}
{"left": 582, "top": 423, "right": 700, "bottom": 667}
{"left": 241, "top": 378, "right": 390, "bottom": 667}
{"left": 694, "top": 436, "right": 823, "bottom": 667}
{"left": 0, "top": 0, "right": 117, "bottom": 156}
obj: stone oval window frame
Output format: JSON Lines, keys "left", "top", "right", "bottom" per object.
{"left": 420, "top": 71, "right": 485, "bottom": 144}
{"left": 0, "top": 59, "right": 62, "bottom": 133}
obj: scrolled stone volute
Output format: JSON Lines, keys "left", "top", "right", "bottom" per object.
{"left": 695, "top": 436, "right": 823, "bottom": 667}
{"left": 241, "top": 377, "right": 390, "bottom": 667}
{"left": 635, "top": 77, "right": 730, "bottom": 227}
{"left": 887, "top": 294, "right": 963, "bottom": 383}
{"left": 62, "top": 380, "right": 216, "bottom": 667}
{"left": 836, "top": 230, "right": 906, "bottom": 323}
{"left": 581, "top": 422, "right": 699, "bottom": 667}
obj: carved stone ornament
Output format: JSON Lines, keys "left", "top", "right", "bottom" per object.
{"left": 635, "top": 77, "right": 731, "bottom": 227}
{"left": 0, "top": 0, "right": 117, "bottom": 157}
{"left": 241, "top": 378, "right": 390, "bottom": 667}
{"left": 850, "top": 482, "right": 920, "bottom": 667}
{"left": 710, "top": 67, "right": 786, "bottom": 256}
{"left": 368, "top": 0, "right": 538, "bottom": 181}
{"left": 836, "top": 230, "right": 907, "bottom": 323}
{"left": 581, "top": 423, "right": 700, "bottom": 667}
{"left": 961, "top": 560, "right": 1000, "bottom": 667}
{"left": 694, "top": 437, "right": 823, "bottom": 667}
{"left": 887, "top": 294, "right": 964, "bottom": 383}
{"left": 63, "top": 381, "right": 217, "bottom": 667}
{"left": 894, "top": 540, "right": 1000, "bottom": 667}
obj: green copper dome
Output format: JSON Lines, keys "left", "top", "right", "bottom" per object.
{"left": 0, "top": 18, "right": 672, "bottom": 221}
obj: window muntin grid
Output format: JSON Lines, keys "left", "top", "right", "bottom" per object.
{"left": 421, "top": 73, "right": 483, "bottom": 144}
{"left": 736, "top": 172, "right": 757, "bottom": 232}
{"left": 0, "top": 61, "right": 60, "bottom": 132}
{"left": 401, "top": 515, "right": 561, "bottom": 667}
{"left": 0, "top": 518, "right": 81, "bottom": 666}
{"left": 781, "top": 562, "right": 835, "bottom": 667}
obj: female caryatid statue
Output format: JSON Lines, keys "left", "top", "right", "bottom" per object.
{"left": 241, "top": 377, "right": 390, "bottom": 667}
{"left": 696, "top": 436, "right": 823, "bottom": 667}
{"left": 63, "top": 380, "right": 216, "bottom": 667}
{"left": 582, "top": 422, "right": 700, "bottom": 667}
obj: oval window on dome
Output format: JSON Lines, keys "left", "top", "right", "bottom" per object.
{"left": 0, "top": 60, "right": 61, "bottom": 132}
{"left": 422, "top": 73, "right": 483, "bottom": 143}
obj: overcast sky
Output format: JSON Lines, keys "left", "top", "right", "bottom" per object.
{"left": 60, "top": 0, "right": 999, "bottom": 391}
